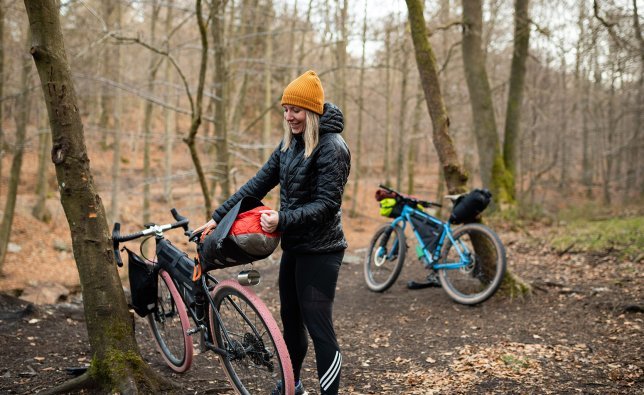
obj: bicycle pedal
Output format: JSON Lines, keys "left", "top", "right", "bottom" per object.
{"left": 186, "top": 326, "right": 203, "bottom": 336}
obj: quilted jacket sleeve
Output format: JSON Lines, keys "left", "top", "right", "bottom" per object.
{"left": 212, "top": 143, "right": 281, "bottom": 223}
{"left": 277, "top": 134, "right": 350, "bottom": 231}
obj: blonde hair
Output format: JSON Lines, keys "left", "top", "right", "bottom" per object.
{"left": 281, "top": 109, "right": 320, "bottom": 158}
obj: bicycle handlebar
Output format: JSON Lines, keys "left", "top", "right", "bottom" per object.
{"left": 112, "top": 208, "right": 191, "bottom": 267}
{"left": 378, "top": 184, "right": 442, "bottom": 209}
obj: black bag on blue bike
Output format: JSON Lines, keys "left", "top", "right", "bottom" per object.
{"left": 449, "top": 188, "right": 492, "bottom": 224}
{"left": 126, "top": 248, "right": 158, "bottom": 318}
{"left": 409, "top": 213, "right": 443, "bottom": 253}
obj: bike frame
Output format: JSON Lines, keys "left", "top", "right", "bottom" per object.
{"left": 388, "top": 204, "right": 473, "bottom": 271}
{"left": 155, "top": 247, "right": 265, "bottom": 362}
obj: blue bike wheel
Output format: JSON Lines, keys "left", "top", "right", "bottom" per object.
{"left": 438, "top": 223, "right": 506, "bottom": 305}
{"left": 364, "top": 224, "right": 406, "bottom": 292}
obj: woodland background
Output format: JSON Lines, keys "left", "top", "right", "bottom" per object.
{"left": 0, "top": 0, "right": 641, "bottom": 249}
{"left": 0, "top": 0, "right": 641, "bottom": 393}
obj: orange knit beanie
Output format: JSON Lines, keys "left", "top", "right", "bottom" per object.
{"left": 281, "top": 70, "right": 325, "bottom": 115}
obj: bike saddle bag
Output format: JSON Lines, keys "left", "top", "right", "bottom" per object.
{"left": 449, "top": 189, "right": 492, "bottom": 224}
{"left": 126, "top": 248, "right": 158, "bottom": 317}
{"left": 199, "top": 196, "right": 280, "bottom": 272}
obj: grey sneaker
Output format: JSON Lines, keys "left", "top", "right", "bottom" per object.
{"left": 270, "top": 380, "right": 306, "bottom": 395}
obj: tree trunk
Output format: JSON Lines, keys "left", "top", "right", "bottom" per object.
{"left": 184, "top": 0, "right": 212, "bottom": 219}
{"left": 32, "top": 110, "right": 52, "bottom": 223}
{"left": 142, "top": 1, "right": 161, "bottom": 227}
{"left": 229, "top": 0, "right": 259, "bottom": 143}
{"left": 0, "top": 34, "right": 31, "bottom": 273}
{"left": 295, "top": 0, "right": 314, "bottom": 78}
{"left": 335, "top": 0, "right": 348, "bottom": 113}
{"left": 502, "top": 0, "right": 529, "bottom": 201}
{"left": 262, "top": 3, "right": 273, "bottom": 163}
{"left": 23, "top": 1, "right": 171, "bottom": 391}
{"left": 461, "top": 0, "right": 513, "bottom": 204}
{"left": 406, "top": 88, "right": 424, "bottom": 195}
{"left": 349, "top": 0, "right": 368, "bottom": 217}
{"left": 396, "top": 37, "right": 409, "bottom": 191}
{"left": 212, "top": 0, "right": 230, "bottom": 204}
{"left": 98, "top": 1, "right": 118, "bottom": 148}
{"left": 0, "top": 0, "right": 4, "bottom": 187}
{"left": 384, "top": 25, "right": 392, "bottom": 186}
{"left": 630, "top": 0, "right": 644, "bottom": 198}
{"left": 163, "top": 1, "right": 175, "bottom": 204}
{"left": 405, "top": 0, "right": 467, "bottom": 194}
{"left": 109, "top": 0, "right": 122, "bottom": 225}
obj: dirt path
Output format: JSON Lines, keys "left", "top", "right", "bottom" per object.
{"left": 0, "top": 226, "right": 642, "bottom": 394}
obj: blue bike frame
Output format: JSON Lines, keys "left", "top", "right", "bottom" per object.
{"left": 387, "top": 205, "right": 472, "bottom": 271}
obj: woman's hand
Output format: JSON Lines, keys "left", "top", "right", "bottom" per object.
{"left": 192, "top": 218, "right": 217, "bottom": 242}
{"left": 259, "top": 210, "right": 279, "bottom": 233}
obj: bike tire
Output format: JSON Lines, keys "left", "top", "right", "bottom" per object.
{"left": 364, "top": 224, "right": 407, "bottom": 292}
{"left": 209, "top": 279, "right": 294, "bottom": 395}
{"left": 147, "top": 269, "right": 193, "bottom": 372}
{"left": 438, "top": 223, "right": 506, "bottom": 305}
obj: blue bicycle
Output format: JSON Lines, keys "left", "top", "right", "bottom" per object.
{"left": 364, "top": 185, "right": 507, "bottom": 305}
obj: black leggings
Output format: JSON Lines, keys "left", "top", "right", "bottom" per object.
{"left": 279, "top": 250, "right": 343, "bottom": 395}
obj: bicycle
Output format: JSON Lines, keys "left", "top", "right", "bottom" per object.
{"left": 112, "top": 208, "right": 295, "bottom": 395}
{"left": 364, "top": 185, "right": 507, "bottom": 305}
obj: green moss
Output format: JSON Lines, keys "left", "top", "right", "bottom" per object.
{"left": 550, "top": 216, "right": 643, "bottom": 260}
{"left": 490, "top": 153, "right": 515, "bottom": 205}
{"left": 500, "top": 270, "right": 532, "bottom": 298}
{"left": 85, "top": 318, "right": 152, "bottom": 391}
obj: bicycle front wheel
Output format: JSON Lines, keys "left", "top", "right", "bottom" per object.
{"left": 438, "top": 223, "right": 507, "bottom": 305}
{"left": 364, "top": 224, "right": 407, "bottom": 292}
{"left": 209, "top": 279, "right": 294, "bottom": 395}
{"left": 148, "top": 269, "right": 193, "bottom": 372}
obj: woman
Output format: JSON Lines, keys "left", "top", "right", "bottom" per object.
{"left": 195, "top": 70, "right": 350, "bottom": 395}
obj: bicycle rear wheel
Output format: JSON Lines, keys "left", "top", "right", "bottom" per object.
{"left": 438, "top": 223, "right": 506, "bottom": 305}
{"left": 209, "top": 279, "right": 294, "bottom": 395}
{"left": 148, "top": 269, "right": 193, "bottom": 372}
{"left": 364, "top": 224, "right": 406, "bottom": 292}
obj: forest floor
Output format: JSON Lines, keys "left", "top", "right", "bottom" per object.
{"left": 0, "top": 203, "right": 642, "bottom": 394}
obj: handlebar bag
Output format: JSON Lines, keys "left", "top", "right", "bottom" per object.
{"left": 126, "top": 248, "right": 158, "bottom": 317}
{"left": 449, "top": 188, "right": 492, "bottom": 224}
{"left": 199, "top": 196, "right": 281, "bottom": 271}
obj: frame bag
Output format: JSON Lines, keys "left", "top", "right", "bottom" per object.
{"left": 126, "top": 248, "right": 158, "bottom": 317}
{"left": 410, "top": 213, "right": 443, "bottom": 253}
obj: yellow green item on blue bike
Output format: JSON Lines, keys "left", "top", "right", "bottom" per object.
{"left": 379, "top": 198, "right": 398, "bottom": 218}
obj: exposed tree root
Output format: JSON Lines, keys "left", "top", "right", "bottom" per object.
{"left": 36, "top": 365, "right": 179, "bottom": 395}
{"left": 37, "top": 372, "right": 97, "bottom": 395}
{"left": 501, "top": 270, "right": 532, "bottom": 298}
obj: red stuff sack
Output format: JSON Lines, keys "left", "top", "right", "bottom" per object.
{"left": 228, "top": 206, "right": 281, "bottom": 257}
{"left": 199, "top": 196, "right": 281, "bottom": 271}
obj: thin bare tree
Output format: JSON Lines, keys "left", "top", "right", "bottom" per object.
{"left": 32, "top": 110, "right": 52, "bottom": 223}
{"left": 211, "top": 0, "right": 231, "bottom": 205}
{"left": 349, "top": 0, "right": 368, "bottom": 217}
{"left": 502, "top": 0, "right": 530, "bottom": 201}
{"left": 0, "top": 32, "right": 31, "bottom": 273}
{"left": 461, "top": 0, "right": 513, "bottom": 204}
{"left": 0, "top": 0, "right": 3, "bottom": 187}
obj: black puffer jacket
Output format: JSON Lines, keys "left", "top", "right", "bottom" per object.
{"left": 212, "top": 102, "right": 351, "bottom": 253}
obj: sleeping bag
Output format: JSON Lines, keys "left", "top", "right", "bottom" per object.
{"left": 199, "top": 196, "right": 281, "bottom": 271}
{"left": 228, "top": 206, "right": 281, "bottom": 257}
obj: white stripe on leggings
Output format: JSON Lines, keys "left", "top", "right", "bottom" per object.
{"left": 320, "top": 351, "right": 342, "bottom": 391}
